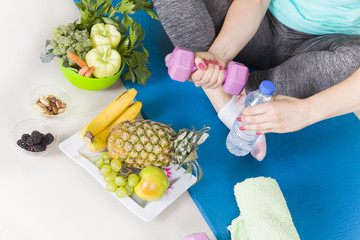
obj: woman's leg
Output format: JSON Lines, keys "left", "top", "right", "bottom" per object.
{"left": 242, "top": 14, "right": 360, "bottom": 98}
{"left": 153, "top": 0, "right": 232, "bottom": 52}
{"left": 233, "top": 11, "right": 278, "bottom": 69}
{"left": 154, "top": 0, "right": 271, "bottom": 161}
{"left": 247, "top": 36, "right": 360, "bottom": 98}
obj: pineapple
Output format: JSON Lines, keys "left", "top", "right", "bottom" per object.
{"left": 107, "top": 120, "right": 210, "bottom": 181}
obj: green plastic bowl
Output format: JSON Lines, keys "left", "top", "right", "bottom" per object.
{"left": 59, "top": 60, "right": 124, "bottom": 91}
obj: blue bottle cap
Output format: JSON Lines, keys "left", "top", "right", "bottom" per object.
{"left": 259, "top": 80, "right": 275, "bottom": 95}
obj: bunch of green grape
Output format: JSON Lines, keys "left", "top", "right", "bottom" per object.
{"left": 95, "top": 152, "right": 139, "bottom": 198}
{"left": 51, "top": 23, "right": 92, "bottom": 67}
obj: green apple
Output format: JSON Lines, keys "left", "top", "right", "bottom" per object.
{"left": 134, "top": 166, "right": 170, "bottom": 201}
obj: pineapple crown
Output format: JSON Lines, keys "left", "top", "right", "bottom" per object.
{"left": 173, "top": 126, "right": 210, "bottom": 183}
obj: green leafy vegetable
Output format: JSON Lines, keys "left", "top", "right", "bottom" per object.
{"left": 40, "top": 40, "right": 55, "bottom": 63}
{"left": 75, "top": 0, "right": 158, "bottom": 85}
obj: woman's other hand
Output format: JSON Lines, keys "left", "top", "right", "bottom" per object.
{"left": 239, "top": 95, "right": 313, "bottom": 134}
{"left": 189, "top": 52, "right": 226, "bottom": 89}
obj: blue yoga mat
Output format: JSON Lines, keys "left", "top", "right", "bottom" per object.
{"left": 72, "top": 4, "right": 360, "bottom": 239}
{"left": 124, "top": 12, "right": 360, "bottom": 240}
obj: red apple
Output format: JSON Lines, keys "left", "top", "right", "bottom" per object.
{"left": 134, "top": 166, "right": 170, "bottom": 201}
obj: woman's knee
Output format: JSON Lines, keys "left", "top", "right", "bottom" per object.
{"left": 153, "top": 0, "right": 217, "bottom": 51}
{"left": 332, "top": 43, "right": 360, "bottom": 81}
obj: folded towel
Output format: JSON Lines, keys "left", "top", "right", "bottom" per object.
{"left": 228, "top": 177, "right": 300, "bottom": 240}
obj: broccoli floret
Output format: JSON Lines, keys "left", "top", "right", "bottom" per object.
{"left": 60, "top": 25, "right": 70, "bottom": 34}
{"left": 67, "top": 46, "right": 75, "bottom": 54}
{"left": 67, "top": 58, "right": 76, "bottom": 67}
{"left": 74, "top": 32, "right": 83, "bottom": 42}
{"left": 64, "top": 37, "right": 75, "bottom": 47}
{"left": 80, "top": 52, "right": 87, "bottom": 61}
{"left": 53, "top": 48, "right": 60, "bottom": 56}
{"left": 61, "top": 55, "right": 68, "bottom": 64}
{"left": 53, "top": 26, "right": 62, "bottom": 37}
{"left": 47, "top": 23, "right": 92, "bottom": 66}
{"left": 53, "top": 28, "right": 59, "bottom": 37}
{"left": 75, "top": 42, "right": 85, "bottom": 52}
{"left": 53, "top": 30, "right": 62, "bottom": 40}
{"left": 57, "top": 43, "right": 67, "bottom": 55}
{"left": 82, "top": 31, "right": 90, "bottom": 39}
{"left": 51, "top": 40, "right": 58, "bottom": 48}
{"left": 56, "top": 36, "right": 65, "bottom": 44}
{"left": 56, "top": 36, "right": 73, "bottom": 47}
{"left": 84, "top": 39, "right": 93, "bottom": 48}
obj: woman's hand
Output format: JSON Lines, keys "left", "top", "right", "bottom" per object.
{"left": 189, "top": 52, "right": 227, "bottom": 89}
{"left": 239, "top": 95, "right": 313, "bottom": 134}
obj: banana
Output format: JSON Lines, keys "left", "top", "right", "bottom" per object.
{"left": 79, "top": 88, "right": 137, "bottom": 142}
{"left": 87, "top": 101, "right": 142, "bottom": 152}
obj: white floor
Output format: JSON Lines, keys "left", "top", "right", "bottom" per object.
{"left": 0, "top": 1, "right": 216, "bottom": 240}
{"left": 355, "top": 110, "right": 360, "bottom": 119}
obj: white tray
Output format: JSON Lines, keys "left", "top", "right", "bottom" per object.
{"left": 58, "top": 132, "right": 196, "bottom": 222}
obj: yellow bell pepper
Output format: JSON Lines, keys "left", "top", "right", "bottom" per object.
{"left": 85, "top": 45, "right": 121, "bottom": 78}
{"left": 90, "top": 23, "right": 121, "bottom": 49}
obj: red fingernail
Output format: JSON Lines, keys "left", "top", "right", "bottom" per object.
{"left": 219, "top": 65, "right": 223, "bottom": 70}
{"left": 204, "top": 60, "right": 208, "bottom": 65}
{"left": 215, "top": 61, "right": 219, "bottom": 65}
{"left": 209, "top": 60, "right": 213, "bottom": 64}
{"left": 256, "top": 132, "right": 261, "bottom": 135}
{"left": 198, "top": 63, "right": 205, "bottom": 70}
{"left": 240, "top": 126, "right": 245, "bottom": 131}
{"left": 237, "top": 116, "right": 242, "bottom": 121}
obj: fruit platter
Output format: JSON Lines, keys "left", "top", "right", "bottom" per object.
{"left": 59, "top": 89, "right": 210, "bottom": 221}
{"left": 59, "top": 134, "right": 197, "bottom": 222}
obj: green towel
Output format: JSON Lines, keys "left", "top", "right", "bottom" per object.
{"left": 228, "top": 177, "right": 300, "bottom": 240}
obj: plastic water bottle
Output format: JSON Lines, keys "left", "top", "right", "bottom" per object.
{"left": 226, "top": 80, "right": 275, "bottom": 156}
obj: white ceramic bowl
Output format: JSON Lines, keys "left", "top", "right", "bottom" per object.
{"left": 13, "top": 119, "right": 58, "bottom": 156}
{"left": 29, "top": 85, "right": 71, "bottom": 119}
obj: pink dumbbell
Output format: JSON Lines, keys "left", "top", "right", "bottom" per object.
{"left": 167, "top": 46, "right": 249, "bottom": 96}
{"left": 182, "top": 232, "right": 210, "bottom": 240}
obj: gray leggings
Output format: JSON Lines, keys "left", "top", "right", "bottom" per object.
{"left": 153, "top": 0, "right": 360, "bottom": 98}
